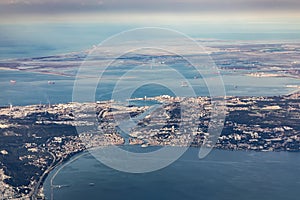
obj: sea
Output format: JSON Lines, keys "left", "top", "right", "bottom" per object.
{"left": 1, "top": 23, "right": 300, "bottom": 106}
{"left": 43, "top": 147, "right": 300, "bottom": 200}
{"left": 1, "top": 23, "right": 300, "bottom": 200}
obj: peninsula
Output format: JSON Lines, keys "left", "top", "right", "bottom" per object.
{"left": 0, "top": 92, "right": 300, "bottom": 199}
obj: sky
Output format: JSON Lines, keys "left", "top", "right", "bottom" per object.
{"left": 0, "top": 0, "right": 300, "bottom": 23}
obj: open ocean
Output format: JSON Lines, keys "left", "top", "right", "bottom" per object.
{"left": 1, "top": 23, "right": 300, "bottom": 200}
{"left": 1, "top": 23, "right": 300, "bottom": 60}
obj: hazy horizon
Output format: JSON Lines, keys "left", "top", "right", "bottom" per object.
{"left": 0, "top": 0, "right": 300, "bottom": 25}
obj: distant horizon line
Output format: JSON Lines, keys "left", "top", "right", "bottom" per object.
{"left": 1, "top": 11, "right": 300, "bottom": 24}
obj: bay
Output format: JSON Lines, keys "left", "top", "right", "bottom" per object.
{"left": 1, "top": 69, "right": 300, "bottom": 106}
{"left": 44, "top": 147, "right": 300, "bottom": 200}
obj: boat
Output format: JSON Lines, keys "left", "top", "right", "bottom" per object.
{"left": 48, "top": 81, "right": 55, "bottom": 85}
{"left": 89, "top": 183, "right": 95, "bottom": 186}
{"left": 10, "top": 80, "right": 16, "bottom": 84}
{"left": 53, "top": 185, "right": 70, "bottom": 189}
{"left": 181, "top": 81, "right": 189, "bottom": 87}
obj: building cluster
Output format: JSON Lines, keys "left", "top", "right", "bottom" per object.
{"left": 0, "top": 92, "right": 300, "bottom": 199}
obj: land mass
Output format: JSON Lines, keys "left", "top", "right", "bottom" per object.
{"left": 0, "top": 41, "right": 299, "bottom": 79}
{"left": 0, "top": 92, "right": 300, "bottom": 199}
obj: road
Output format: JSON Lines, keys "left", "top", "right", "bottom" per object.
{"left": 30, "top": 151, "right": 56, "bottom": 200}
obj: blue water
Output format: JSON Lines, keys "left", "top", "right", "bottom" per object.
{"left": 1, "top": 23, "right": 300, "bottom": 199}
{"left": 1, "top": 23, "right": 300, "bottom": 60}
{"left": 0, "top": 24, "right": 138, "bottom": 60}
{"left": 1, "top": 69, "right": 300, "bottom": 106}
{"left": 1, "top": 23, "right": 300, "bottom": 107}
{"left": 44, "top": 147, "right": 300, "bottom": 200}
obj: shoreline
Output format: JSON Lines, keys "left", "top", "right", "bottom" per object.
{"left": 1, "top": 91, "right": 299, "bottom": 109}
{"left": 0, "top": 92, "right": 299, "bottom": 199}
{"left": 40, "top": 145, "right": 300, "bottom": 200}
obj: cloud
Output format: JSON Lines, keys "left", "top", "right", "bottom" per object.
{"left": 1, "top": 0, "right": 300, "bottom": 13}
{"left": 0, "top": 0, "right": 300, "bottom": 22}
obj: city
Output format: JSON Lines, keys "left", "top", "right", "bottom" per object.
{"left": 0, "top": 91, "right": 300, "bottom": 199}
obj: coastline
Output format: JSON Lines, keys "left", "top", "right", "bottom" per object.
{"left": 36, "top": 150, "right": 87, "bottom": 200}
{"left": 0, "top": 92, "right": 299, "bottom": 199}
{"left": 0, "top": 67, "right": 76, "bottom": 77}
{"left": 41, "top": 145, "right": 300, "bottom": 200}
